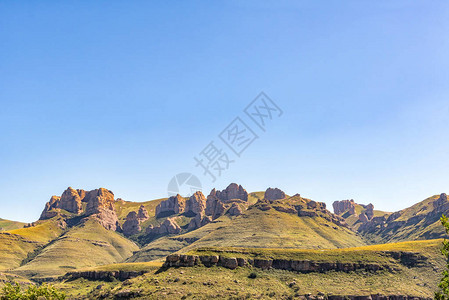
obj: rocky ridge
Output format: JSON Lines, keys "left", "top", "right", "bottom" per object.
{"left": 40, "top": 187, "right": 121, "bottom": 231}
{"left": 164, "top": 250, "right": 426, "bottom": 272}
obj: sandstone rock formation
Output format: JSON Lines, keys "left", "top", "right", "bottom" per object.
{"left": 164, "top": 251, "right": 422, "bottom": 272}
{"left": 122, "top": 211, "right": 141, "bottom": 236}
{"left": 84, "top": 188, "right": 120, "bottom": 231}
{"left": 40, "top": 187, "right": 85, "bottom": 219}
{"left": 365, "top": 203, "right": 374, "bottom": 220}
{"left": 205, "top": 183, "right": 249, "bottom": 220}
{"left": 209, "top": 183, "right": 248, "bottom": 202}
{"left": 433, "top": 193, "right": 448, "bottom": 210}
{"left": 227, "top": 203, "right": 243, "bottom": 216}
{"left": 147, "top": 218, "right": 181, "bottom": 235}
{"left": 264, "top": 187, "right": 286, "bottom": 201}
{"left": 185, "top": 191, "right": 207, "bottom": 216}
{"left": 187, "top": 213, "right": 212, "bottom": 231}
{"left": 40, "top": 187, "right": 120, "bottom": 231}
{"left": 59, "top": 187, "right": 83, "bottom": 214}
{"left": 155, "top": 194, "right": 186, "bottom": 218}
{"left": 205, "top": 197, "right": 227, "bottom": 219}
{"left": 40, "top": 196, "right": 61, "bottom": 219}
{"left": 358, "top": 213, "right": 369, "bottom": 223}
{"left": 254, "top": 194, "right": 348, "bottom": 228}
{"left": 122, "top": 205, "right": 150, "bottom": 236}
{"left": 137, "top": 205, "right": 149, "bottom": 220}
{"left": 332, "top": 199, "right": 356, "bottom": 215}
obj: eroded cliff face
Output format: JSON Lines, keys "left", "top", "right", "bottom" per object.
{"left": 40, "top": 187, "right": 120, "bottom": 231}
{"left": 122, "top": 205, "right": 150, "bottom": 236}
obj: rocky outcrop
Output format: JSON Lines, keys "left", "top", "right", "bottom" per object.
{"left": 66, "top": 270, "right": 147, "bottom": 281}
{"left": 59, "top": 187, "right": 83, "bottom": 214}
{"left": 155, "top": 194, "right": 186, "bottom": 218}
{"left": 433, "top": 193, "right": 449, "bottom": 211}
{"left": 40, "top": 187, "right": 84, "bottom": 219}
{"left": 253, "top": 195, "right": 348, "bottom": 229}
{"left": 209, "top": 183, "right": 248, "bottom": 202}
{"left": 164, "top": 254, "right": 400, "bottom": 273}
{"left": 84, "top": 188, "right": 120, "bottom": 231}
{"left": 264, "top": 188, "right": 286, "bottom": 201}
{"left": 332, "top": 199, "right": 356, "bottom": 215}
{"left": 147, "top": 218, "right": 181, "bottom": 235}
{"left": 137, "top": 205, "right": 149, "bottom": 221}
{"left": 227, "top": 203, "right": 243, "bottom": 216}
{"left": 205, "top": 183, "right": 249, "bottom": 220}
{"left": 122, "top": 205, "right": 150, "bottom": 236}
{"left": 122, "top": 212, "right": 141, "bottom": 236}
{"left": 185, "top": 191, "right": 207, "bottom": 216}
{"left": 365, "top": 203, "right": 374, "bottom": 220}
{"left": 40, "top": 187, "right": 120, "bottom": 231}
{"left": 205, "top": 197, "right": 227, "bottom": 219}
{"left": 187, "top": 213, "right": 212, "bottom": 230}
{"left": 358, "top": 213, "right": 369, "bottom": 223}
{"left": 40, "top": 196, "right": 61, "bottom": 219}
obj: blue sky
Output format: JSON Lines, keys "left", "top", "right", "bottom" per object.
{"left": 1, "top": 1, "right": 449, "bottom": 222}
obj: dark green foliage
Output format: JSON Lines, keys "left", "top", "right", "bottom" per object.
{"left": 0, "top": 282, "right": 66, "bottom": 300}
{"left": 248, "top": 272, "right": 257, "bottom": 279}
{"left": 435, "top": 214, "right": 449, "bottom": 300}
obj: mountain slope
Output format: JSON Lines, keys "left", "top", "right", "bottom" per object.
{"left": 0, "top": 218, "right": 25, "bottom": 231}
{"left": 0, "top": 219, "right": 65, "bottom": 271}
{"left": 128, "top": 195, "right": 366, "bottom": 262}
{"left": 12, "top": 219, "right": 139, "bottom": 279}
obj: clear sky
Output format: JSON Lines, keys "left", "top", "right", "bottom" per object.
{"left": 1, "top": 1, "right": 449, "bottom": 222}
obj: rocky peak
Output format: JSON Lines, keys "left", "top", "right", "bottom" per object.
{"left": 40, "top": 196, "right": 61, "bottom": 219}
{"left": 264, "top": 188, "right": 286, "bottom": 202}
{"left": 84, "top": 188, "right": 119, "bottom": 231}
{"left": 40, "top": 187, "right": 120, "bottom": 231}
{"left": 365, "top": 203, "right": 374, "bottom": 219}
{"left": 122, "top": 205, "right": 150, "bottom": 236}
{"left": 155, "top": 194, "right": 186, "bottom": 218}
{"left": 122, "top": 211, "right": 141, "bottom": 236}
{"left": 434, "top": 193, "right": 448, "bottom": 209}
{"left": 85, "top": 188, "right": 115, "bottom": 215}
{"left": 209, "top": 183, "right": 248, "bottom": 202}
{"left": 332, "top": 199, "right": 356, "bottom": 215}
{"left": 59, "top": 187, "right": 83, "bottom": 214}
{"left": 137, "top": 205, "right": 149, "bottom": 221}
{"left": 186, "top": 191, "right": 207, "bottom": 216}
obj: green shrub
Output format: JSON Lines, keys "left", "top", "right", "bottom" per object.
{"left": 248, "top": 272, "right": 257, "bottom": 279}
{"left": 1, "top": 282, "right": 66, "bottom": 300}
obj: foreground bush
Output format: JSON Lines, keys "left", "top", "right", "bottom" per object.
{"left": 1, "top": 282, "right": 65, "bottom": 300}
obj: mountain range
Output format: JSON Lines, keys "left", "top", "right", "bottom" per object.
{"left": 1, "top": 183, "right": 448, "bottom": 298}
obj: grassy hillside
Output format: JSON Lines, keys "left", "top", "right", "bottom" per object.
{"left": 12, "top": 219, "right": 139, "bottom": 280}
{"left": 128, "top": 204, "right": 366, "bottom": 262}
{"left": 54, "top": 239, "right": 445, "bottom": 299}
{"left": 0, "top": 218, "right": 25, "bottom": 231}
{"left": 0, "top": 219, "right": 65, "bottom": 271}
{"left": 359, "top": 195, "right": 448, "bottom": 244}
{"left": 340, "top": 203, "right": 389, "bottom": 229}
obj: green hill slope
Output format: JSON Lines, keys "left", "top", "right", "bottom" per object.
{"left": 57, "top": 239, "right": 444, "bottom": 299}
{"left": 0, "top": 218, "right": 25, "bottom": 231}
{"left": 357, "top": 194, "right": 449, "bottom": 243}
{"left": 12, "top": 219, "right": 139, "bottom": 279}
{"left": 0, "top": 219, "right": 65, "bottom": 271}
{"left": 128, "top": 199, "right": 366, "bottom": 262}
